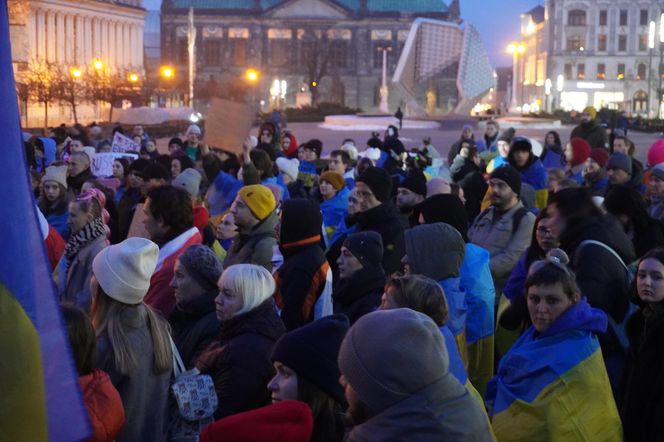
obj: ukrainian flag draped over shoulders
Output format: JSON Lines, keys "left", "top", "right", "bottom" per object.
{"left": 0, "top": 2, "right": 90, "bottom": 440}
{"left": 486, "top": 298, "right": 622, "bottom": 441}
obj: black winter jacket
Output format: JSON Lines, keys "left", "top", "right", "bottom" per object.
{"left": 333, "top": 265, "right": 385, "bottom": 324}
{"left": 196, "top": 300, "right": 285, "bottom": 419}
{"left": 354, "top": 202, "right": 405, "bottom": 276}
{"left": 170, "top": 290, "right": 219, "bottom": 369}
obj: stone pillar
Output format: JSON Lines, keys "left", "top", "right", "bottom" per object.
{"left": 46, "top": 10, "right": 55, "bottom": 62}
{"left": 109, "top": 21, "right": 116, "bottom": 69}
{"left": 76, "top": 15, "right": 85, "bottom": 64}
{"left": 65, "top": 14, "right": 74, "bottom": 63}
{"left": 56, "top": 13, "right": 65, "bottom": 63}
{"left": 27, "top": 10, "right": 38, "bottom": 60}
{"left": 137, "top": 24, "right": 144, "bottom": 69}
{"left": 84, "top": 16, "right": 93, "bottom": 65}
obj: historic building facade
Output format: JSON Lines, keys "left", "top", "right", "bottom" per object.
{"left": 160, "top": 0, "right": 461, "bottom": 113}
{"left": 9, "top": 0, "right": 146, "bottom": 127}
{"left": 541, "top": 0, "right": 664, "bottom": 116}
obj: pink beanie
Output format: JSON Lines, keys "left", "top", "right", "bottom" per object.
{"left": 648, "top": 139, "right": 664, "bottom": 166}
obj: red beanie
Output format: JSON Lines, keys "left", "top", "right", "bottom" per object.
{"left": 648, "top": 139, "right": 664, "bottom": 166}
{"left": 589, "top": 148, "right": 609, "bottom": 168}
{"left": 569, "top": 137, "right": 591, "bottom": 167}
{"left": 200, "top": 401, "right": 313, "bottom": 442}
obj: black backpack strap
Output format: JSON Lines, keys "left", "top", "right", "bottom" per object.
{"left": 511, "top": 206, "right": 529, "bottom": 235}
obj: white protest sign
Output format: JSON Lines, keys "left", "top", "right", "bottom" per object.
{"left": 111, "top": 132, "right": 140, "bottom": 153}
{"left": 91, "top": 152, "right": 138, "bottom": 177}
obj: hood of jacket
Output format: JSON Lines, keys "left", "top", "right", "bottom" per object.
{"left": 560, "top": 214, "right": 636, "bottom": 264}
{"left": 219, "top": 299, "right": 285, "bottom": 342}
{"left": 79, "top": 368, "right": 125, "bottom": 442}
{"left": 405, "top": 223, "right": 465, "bottom": 280}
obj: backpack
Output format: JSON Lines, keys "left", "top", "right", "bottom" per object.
{"left": 474, "top": 205, "right": 529, "bottom": 236}
{"left": 576, "top": 240, "right": 638, "bottom": 352}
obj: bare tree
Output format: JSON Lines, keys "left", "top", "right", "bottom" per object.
{"left": 54, "top": 64, "right": 86, "bottom": 124}
{"left": 23, "top": 60, "right": 59, "bottom": 128}
{"left": 300, "top": 30, "right": 332, "bottom": 105}
{"left": 86, "top": 67, "right": 141, "bottom": 122}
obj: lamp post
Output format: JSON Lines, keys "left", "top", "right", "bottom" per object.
{"left": 245, "top": 68, "right": 260, "bottom": 111}
{"left": 377, "top": 45, "right": 392, "bottom": 114}
{"left": 659, "top": 13, "right": 664, "bottom": 118}
{"left": 507, "top": 42, "right": 525, "bottom": 111}
{"left": 160, "top": 65, "right": 174, "bottom": 107}
{"left": 648, "top": 21, "right": 656, "bottom": 117}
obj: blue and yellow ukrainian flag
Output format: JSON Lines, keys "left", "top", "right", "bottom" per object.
{"left": 485, "top": 300, "right": 622, "bottom": 441}
{"left": 0, "top": 2, "right": 90, "bottom": 440}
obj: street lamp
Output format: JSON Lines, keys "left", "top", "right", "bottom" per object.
{"left": 92, "top": 59, "right": 104, "bottom": 71}
{"left": 507, "top": 42, "right": 526, "bottom": 111}
{"left": 659, "top": 13, "right": 664, "bottom": 118}
{"left": 377, "top": 45, "right": 393, "bottom": 114}
{"left": 245, "top": 68, "right": 259, "bottom": 82}
{"left": 128, "top": 73, "right": 139, "bottom": 83}
{"left": 70, "top": 68, "right": 82, "bottom": 79}
{"left": 161, "top": 66, "right": 174, "bottom": 79}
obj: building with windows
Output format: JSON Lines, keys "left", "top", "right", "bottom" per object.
{"left": 160, "top": 0, "right": 469, "bottom": 114}
{"left": 510, "top": 6, "right": 547, "bottom": 113}
{"left": 543, "top": 0, "right": 664, "bottom": 116}
{"left": 9, "top": 0, "right": 146, "bottom": 127}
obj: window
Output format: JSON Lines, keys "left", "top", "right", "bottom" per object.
{"left": 568, "top": 9, "right": 586, "bottom": 25}
{"left": 637, "top": 63, "right": 646, "bottom": 80}
{"left": 230, "top": 39, "right": 247, "bottom": 66}
{"left": 639, "top": 34, "right": 648, "bottom": 51}
{"left": 618, "top": 63, "right": 625, "bottom": 80}
{"left": 565, "top": 63, "right": 573, "bottom": 80}
{"left": 567, "top": 36, "right": 585, "bottom": 51}
{"left": 640, "top": 9, "right": 649, "bottom": 26}
{"left": 329, "top": 41, "right": 348, "bottom": 68}
{"left": 599, "top": 10, "right": 607, "bottom": 26}
{"left": 270, "top": 40, "right": 290, "bottom": 67}
{"left": 300, "top": 40, "right": 316, "bottom": 65}
{"left": 598, "top": 34, "right": 607, "bottom": 51}
{"left": 177, "top": 38, "right": 188, "bottom": 64}
{"left": 204, "top": 39, "right": 220, "bottom": 66}
{"left": 620, "top": 10, "right": 628, "bottom": 26}
{"left": 618, "top": 35, "right": 627, "bottom": 51}
{"left": 597, "top": 63, "right": 606, "bottom": 79}
{"left": 577, "top": 63, "right": 585, "bottom": 80}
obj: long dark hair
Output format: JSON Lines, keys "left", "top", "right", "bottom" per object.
{"left": 633, "top": 248, "right": 664, "bottom": 307}
{"left": 548, "top": 187, "right": 602, "bottom": 242}
{"left": 61, "top": 303, "right": 96, "bottom": 375}
{"left": 544, "top": 130, "right": 561, "bottom": 148}
{"left": 298, "top": 376, "right": 345, "bottom": 442}
{"left": 525, "top": 208, "right": 550, "bottom": 268}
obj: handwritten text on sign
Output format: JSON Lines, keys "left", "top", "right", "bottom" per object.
{"left": 111, "top": 132, "right": 140, "bottom": 153}
{"left": 91, "top": 153, "right": 138, "bottom": 177}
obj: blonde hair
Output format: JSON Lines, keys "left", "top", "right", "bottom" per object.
{"left": 91, "top": 285, "right": 172, "bottom": 376}
{"left": 219, "top": 264, "right": 275, "bottom": 317}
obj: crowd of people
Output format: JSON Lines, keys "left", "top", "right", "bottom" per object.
{"left": 24, "top": 108, "right": 664, "bottom": 441}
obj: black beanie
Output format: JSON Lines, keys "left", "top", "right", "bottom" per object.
{"left": 280, "top": 199, "right": 323, "bottom": 247}
{"left": 343, "top": 231, "right": 384, "bottom": 268}
{"left": 367, "top": 134, "right": 383, "bottom": 149}
{"left": 415, "top": 194, "right": 469, "bottom": 241}
{"left": 510, "top": 137, "right": 532, "bottom": 152}
{"left": 357, "top": 167, "right": 393, "bottom": 203}
{"left": 490, "top": 165, "right": 522, "bottom": 196}
{"left": 271, "top": 314, "right": 350, "bottom": 404}
{"left": 303, "top": 139, "right": 323, "bottom": 158}
{"left": 497, "top": 127, "right": 516, "bottom": 144}
{"left": 383, "top": 137, "right": 405, "bottom": 155}
{"left": 143, "top": 162, "right": 171, "bottom": 181}
{"left": 399, "top": 171, "right": 427, "bottom": 197}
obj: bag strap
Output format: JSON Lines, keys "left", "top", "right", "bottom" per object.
{"left": 578, "top": 239, "right": 628, "bottom": 271}
{"left": 168, "top": 334, "right": 186, "bottom": 378}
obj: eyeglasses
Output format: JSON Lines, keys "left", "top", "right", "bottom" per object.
{"left": 536, "top": 226, "right": 554, "bottom": 237}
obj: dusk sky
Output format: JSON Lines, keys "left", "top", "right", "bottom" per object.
{"left": 142, "top": 0, "right": 543, "bottom": 68}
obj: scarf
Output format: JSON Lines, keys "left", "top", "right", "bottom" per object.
{"left": 64, "top": 217, "right": 106, "bottom": 265}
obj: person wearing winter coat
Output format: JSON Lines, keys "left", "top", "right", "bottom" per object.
{"left": 91, "top": 238, "right": 173, "bottom": 442}
{"left": 274, "top": 199, "right": 331, "bottom": 331}
{"left": 570, "top": 106, "right": 609, "bottom": 149}
{"left": 403, "top": 223, "right": 468, "bottom": 362}
{"left": 507, "top": 137, "right": 548, "bottom": 209}
{"left": 169, "top": 244, "right": 223, "bottom": 368}
{"left": 485, "top": 129, "right": 514, "bottom": 174}
{"left": 416, "top": 194, "right": 496, "bottom": 397}
{"left": 61, "top": 303, "right": 125, "bottom": 442}
{"left": 563, "top": 137, "right": 592, "bottom": 184}
{"left": 116, "top": 158, "right": 149, "bottom": 242}
{"left": 547, "top": 187, "right": 636, "bottom": 390}
{"left": 450, "top": 143, "right": 482, "bottom": 183}
{"left": 395, "top": 170, "right": 427, "bottom": 229}
{"left": 333, "top": 231, "right": 386, "bottom": 324}
{"left": 224, "top": 185, "right": 278, "bottom": 271}
{"left": 275, "top": 157, "right": 308, "bottom": 199}
{"left": 606, "top": 152, "right": 646, "bottom": 195}
{"left": 486, "top": 252, "right": 622, "bottom": 441}
{"left": 447, "top": 124, "right": 478, "bottom": 166}
{"left": 621, "top": 248, "right": 664, "bottom": 441}
{"left": 38, "top": 165, "right": 71, "bottom": 240}
{"left": 648, "top": 163, "right": 664, "bottom": 221}
{"left": 539, "top": 131, "right": 565, "bottom": 169}
{"left": 338, "top": 308, "right": 494, "bottom": 442}
{"left": 142, "top": 185, "right": 202, "bottom": 318}
{"left": 57, "top": 189, "right": 108, "bottom": 311}
{"left": 67, "top": 151, "right": 96, "bottom": 197}
{"left": 581, "top": 148, "right": 610, "bottom": 196}
{"left": 196, "top": 264, "right": 286, "bottom": 419}
{"left": 319, "top": 171, "right": 349, "bottom": 243}
{"left": 269, "top": 315, "right": 349, "bottom": 442}
{"left": 604, "top": 186, "right": 664, "bottom": 258}
{"left": 469, "top": 167, "right": 536, "bottom": 295}
{"left": 353, "top": 167, "right": 405, "bottom": 275}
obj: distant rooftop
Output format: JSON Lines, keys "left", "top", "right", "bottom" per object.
{"left": 525, "top": 5, "right": 545, "bottom": 24}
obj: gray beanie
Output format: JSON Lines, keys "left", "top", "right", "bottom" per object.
{"left": 177, "top": 244, "right": 223, "bottom": 291}
{"left": 173, "top": 168, "right": 202, "bottom": 198}
{"left": 607, "top": 152, "right": 632, "bottom": 174}
{"left": 337, "top": 308, "right": 449, "bottom": 414}
{"left": 652, "top": 163, "right": 664, "bottom": 181}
